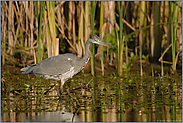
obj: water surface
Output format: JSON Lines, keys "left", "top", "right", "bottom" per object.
{"left": 1, "top": 71, "right": 182, "bottom": 122}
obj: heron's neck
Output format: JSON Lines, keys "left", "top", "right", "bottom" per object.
{"left": 81, "top": 40, "right": 91, "bottom": 66}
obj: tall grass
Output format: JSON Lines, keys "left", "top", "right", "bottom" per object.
{"left": 46, "top": 1, "right": 57, "bottom": 56}
{"left": 1, "top": 1, "right": 182, "bottom": 75}
{"left": 114, "top": 6, "right": 119, "bottom": 75}
{"left": 91, "top": 1, "right": 97, "bottom": 76}
{"left": 153, "top": 1, "right": 161, "bottom": 66}
{"left": 117, "top": 1, "right": 124, "bottom": 76}
{"left": 35, "top": 1, "right": 45, "bottom": 62}
{"left": 78, "top": 2, "right": 84, "bottom": 58}
{"left": 99, "top": 1, "right": 104, "bottom": 75}
{"left": 170, "top": 1, "right": 179, "bottom": 73}
{"left": 45, "top": 9, "right": 52, "bottom": 58}
{"left": 84, "top": 1, "right": 89, "bottom": 44}
{"left": 139, "top": 1, "right": 146, "bottom": 76}
{"left": 1, "top": 2, "right": 6, "bottom": 65}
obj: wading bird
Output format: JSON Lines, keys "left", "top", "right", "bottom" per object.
{"left": 21, "top": 36, "right": 111, "bottom": 95}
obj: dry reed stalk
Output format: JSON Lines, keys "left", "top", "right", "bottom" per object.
{"left": 162, "top": 2, "right": 168, "bottom": 37}
{"left": 20, "top": 2, "right": 25, "bottom": 47}
{"left": 135, "top": 1, "right": 140, "bottom": 51}
{"left": 161, "top": 2, "right": 167, "bottom": 53}
{"left": 13, "top": 3, "right": 21, "bottom": 46}
{"left": 44, "top": 10, "right": 52, "bottom": 58}
{"left": 55, "top": 22, "right": 78, "bottom": 54}
{"left": 68, "top": 1, "right": 72, "bottom": 39}
{"left": 103, "top": 1, "right": 115, "bottom": 63}
{"left": 139, "top": 1, "right": 145, "bottom": 48}
{"left": 77, "top": 1, "right": 84, "bottom": 58}
{"left": 24, "top": 1, "right": 32, "bottom": 63}
{"left": 55, "top": 2, "right": 62, "bottom": 29}
{"left": 58, "top": 2, "right": 65, "bottom": 36}
{"left": 42, "top": 20, "right": 46, "bottom": 59}
{"left": 72, "top": 2, "right": 76, "bottom": 47}
{"left": 104, "top": 1, "right": 115, "bottom": 34}
{"left": 1, "top": 49, "right": 18, "bottom": 64}
{"left": 138, "top": 1, "right": 145, "bottom": 76}
{"left": 15, "top": 1, "right": 24, "bottom": 47}
{"left": 122, "top": 18, "right": 136, "bottom": 31}
{"left": 150, "top": 6, "right": 154, "bottom": 57}
{"left": 55, "top": 1, "right": 65, "bottom": 11}
{"left": 146, "top": 2, "right": 150, "bottom": 54}
{"left": 33, "top": 48, "right": 36, "bottom": 64}
{"left": 8, "top": 1, "right": 14, "bottom": 55}
{"left": 108, "top": 1, "right": 115, "bottom": 33}
{"left": 1, "top": 1, "right": 6, "bottom": 65}
{"left": 2, "top": 40, "right": 35, "bottom": 55}
{"left": 30, "top": 1, "right": 34, "bottom": 55}
{"left": 118, "top": 15, "right": 136, "bottom": 33}
{"left": 85, "top": 1, "right": 89, "bottom": 46}
{"left": 24, "top": 1, "right": 28, "bottom": 48}
{"left": 76, "top": 40, "right": 82, "bottom": 59}
{"left": 55, "top": 38, "right": 59, "bottom": 55}
{"left": 158, "top": 43, "right": 173, "bottom": 64}
{"left": 176, "top": 2, "right": 182, "bottom": 51}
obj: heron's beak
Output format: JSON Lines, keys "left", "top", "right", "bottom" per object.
{"left": 99, "top": 40, "right": 111, "bottom": 48}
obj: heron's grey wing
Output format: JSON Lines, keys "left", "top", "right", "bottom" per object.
{"left": 32, "top": 54, "right": 79, "bottom": 75}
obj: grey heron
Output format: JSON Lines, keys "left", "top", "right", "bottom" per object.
{"left": 21, "top": 36, "right": 111, "bottom": 95}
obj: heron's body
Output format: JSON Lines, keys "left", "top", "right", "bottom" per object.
{"left": 22, "top": 53, "right": 88, "bottom": 81}
{"left": 21, "top": 36, "right": 110, "bottom": 94}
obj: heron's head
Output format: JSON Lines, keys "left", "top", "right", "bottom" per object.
{"left": 89, "top": 36, "right": 111, "bottom": 48}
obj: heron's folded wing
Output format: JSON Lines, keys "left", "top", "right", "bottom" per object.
{"left": 32, "top": 54, "right": 77, "bottom": 75}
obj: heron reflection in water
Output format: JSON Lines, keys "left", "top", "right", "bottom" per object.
{"left": 21, "top": 36, "right": 111, "bottom": 95}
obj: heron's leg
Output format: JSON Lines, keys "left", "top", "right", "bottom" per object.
{"left": 55, "top": 84, "right": 60, "bottom": 97}
{"left": 60, "top": 78, "right": 65, "bottom": 94}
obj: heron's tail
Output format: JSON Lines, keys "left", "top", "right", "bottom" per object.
{"left": 20, "top": 65, "right": 35, "bottom": 74}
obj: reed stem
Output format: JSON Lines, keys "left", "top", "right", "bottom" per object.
{"left": 99, "top": 1, "right": 104, "bottom": 75}
{"left": 91, "top": 1, "right": 97, "bottom": 76}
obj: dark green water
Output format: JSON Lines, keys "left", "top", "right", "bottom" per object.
{"left": 1, "top": 71, "right": 182, "bottom": 122}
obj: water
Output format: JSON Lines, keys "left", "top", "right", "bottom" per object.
{"left": 1, "top": 71, "right": 182, "bottom": 122}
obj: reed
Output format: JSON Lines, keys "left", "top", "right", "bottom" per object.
{"left": 35, "top": 1, "right": 45, "bottom": 62}
{"left": 78, "top": 2, "right": 84, "bottom": 58}
{"left": 45, "top": 10, "right": 52, "bottom": 58}
{"left": 30, "top": 2, "right": 34, "bottom": 55}
{"left": 114, "top": 7, "right": 120, "bottom": 75}
{"left": 161, "top": 53, "right": 164, "bottom": 76}
{"left": 170, "top": 2, "right": 175, "bottom": 72}
{"left": 72, "top": 2, "right": 76, "bottom": 47}
{"left": 99, "top": 1, "right": 104, "bottom": 75}
{"left": 91, "top": 1, "right": 97, "bottom": 76}
{"left": 1, "top": 2, "right": 6, "bottom": 65}
{"left": 1, "top": 1, "right": 182, "bottom": 75}
{"left": 46, "top": 1, "right": 57, "bottom": 56}
{"left": 84, "top": 1, "right": 89, "bottom": 44}
{"left": 117, "top": 1, "right": 124, "bottom": 76}
{"left": 123, "top": 2, "right": 129, "bottom": 73}
{"left": 19, "top": 2, "right": 25, "bottom": 49}
{"left": 170, "top": 1, "right": 179, "bottom": 72}
{"left": 153, "top": 2, "right": 161, "bottom": 62}
{"left": 139, "top": 1, "right": 146, "bottom": 76}
{"left": 8, "top": 1, "right": 14, "bottom": 56}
